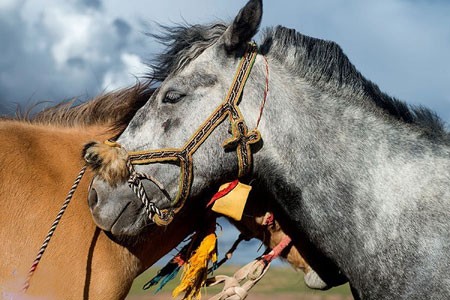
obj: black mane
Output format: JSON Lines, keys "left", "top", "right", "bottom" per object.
{"left": 149, "top": 23, "right": 448, "bottom": 142}
{"left": 260, "top": 25, "right": 448, "bottom": 142}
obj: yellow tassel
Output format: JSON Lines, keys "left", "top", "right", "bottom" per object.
{"left": 173, "top": 233, "right": 217, "bottom": 300}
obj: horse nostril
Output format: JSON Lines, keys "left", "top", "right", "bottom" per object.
{"left": 88, "top": 188, "right": 99, "bottom": 209}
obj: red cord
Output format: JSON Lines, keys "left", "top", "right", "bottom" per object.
{"left": 262, "top": 235, "right": 292, "bottom": 262}
{"left": 206, "top": 180, "right": 239, "bottom": 207}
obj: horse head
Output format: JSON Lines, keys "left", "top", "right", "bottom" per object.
{"left": 85, "top": 0, "right": 265, "bottom": 236}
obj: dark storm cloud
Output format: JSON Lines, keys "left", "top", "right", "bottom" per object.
{"left": 0, "top": 1, "right": 150, "bottom": 115}
{"left": 78, "top": 0, "right": 102, "bottom": 10}
{"left": 114, "top": 18, "right": 131, "bottom": 38}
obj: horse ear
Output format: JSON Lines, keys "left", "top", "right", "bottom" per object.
{"left": 222, "top": 0, "right": 263, "bottom": 53}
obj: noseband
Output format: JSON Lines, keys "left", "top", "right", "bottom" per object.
{"left": 118, "top": 43, "right": 266, "bottom": 225}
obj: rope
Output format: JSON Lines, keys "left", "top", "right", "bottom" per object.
{"left": 255, "top": 55, "right": 269, "bottom": 129}
{"left": 126, "top": 160, "right": 172, "bottom": 223}
{"left": 208, "top": 234, "right": 249, "bottom": 274}
{"left": 22, "top": 165, "right": 87, "bottom": 293}
{"left": 206, "top": 234, "right": 293, "bottom": 300}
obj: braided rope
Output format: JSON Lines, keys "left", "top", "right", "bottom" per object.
{"left": 22, "top": 165, "right": 87, "bottom": 293}
{"left": 126, "top": 160, "right": 172, "bottom": 223}
{"left": 206, "top": 234, "right": 292, "bottom": 300}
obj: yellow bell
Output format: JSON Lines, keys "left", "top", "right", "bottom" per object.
{"left": 211, "top": 181, "right": 251, "bottom": 221}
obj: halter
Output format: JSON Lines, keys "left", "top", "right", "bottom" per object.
{"left": 124, "top": 43, "right": 265, "bottom": 225}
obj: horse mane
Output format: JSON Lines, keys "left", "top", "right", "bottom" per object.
{"left": 17, "top": 82, "right": 153, "bottom": 135}
{"left": 149, "top": 22, "right": 448, "bottom": 142}
{"left": 259, "top": 25, "right": 449, "bottom": 142}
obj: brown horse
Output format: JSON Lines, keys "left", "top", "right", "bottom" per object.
{"left": 0, "top": 83, "right": 204, "bottom": 299}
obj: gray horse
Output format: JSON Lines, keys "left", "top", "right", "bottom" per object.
{"left": 87, "top": 0, "right": 450, "bottom": 299}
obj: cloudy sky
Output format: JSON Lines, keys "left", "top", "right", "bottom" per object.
{"left": 1, "top": 0, "right": 449, "bottom": 119}
{"left": 1, "top": 0, "right": 449, "bottom": 263}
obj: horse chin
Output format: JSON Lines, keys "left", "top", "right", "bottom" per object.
{"left": 109, "top": 208, "right": 148, "bottom": 237}
{"left": 104, "top": 216, "right": 152, "bottom": 246}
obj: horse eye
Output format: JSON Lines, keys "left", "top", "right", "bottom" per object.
{"left": 162, "top": 91, "right": 185, "bottom": 104}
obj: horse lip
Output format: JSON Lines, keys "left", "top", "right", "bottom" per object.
{"left": 108, "top": 201, "right": 131, "bottom": 233}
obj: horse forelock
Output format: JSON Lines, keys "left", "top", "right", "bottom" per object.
{"left": 148, "top": 23, "right": 228, "bottom": 81}
{"left": 260, "top": 25, "right": 449, "bottom": 143}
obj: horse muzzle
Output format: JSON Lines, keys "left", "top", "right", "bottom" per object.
{"left": 88, "top": 177, "right": 151, "bottom": 236}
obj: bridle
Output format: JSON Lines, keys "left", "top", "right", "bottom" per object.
{"left": 118, "top": 43, "right": 267, "bottom": 225}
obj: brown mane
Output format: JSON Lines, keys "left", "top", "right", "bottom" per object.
{"left": 14, "top": 81, "right": 152, "bottom": 135}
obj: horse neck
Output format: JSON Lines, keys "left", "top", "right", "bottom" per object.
{"left": 0, "top": 120, "right": 199, "bottom": 298}
{"left": 0, "top": 121, "right": 141, "bottom": 298}
{"left": 253, "top": 64, "right": 450, "bottom": 287}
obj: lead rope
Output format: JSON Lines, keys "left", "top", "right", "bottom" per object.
{"left": 206, "top": 235, "right": 292, "bottom": 300}
{"left": 22, "top": 165, "right": 87, "bottom": 293}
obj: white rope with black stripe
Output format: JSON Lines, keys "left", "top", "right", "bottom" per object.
{"left": 22, "top": 165, "right": 87, "bottom": 293}
{"left": 126, "top": 160, "right": 173, "bottom": 223}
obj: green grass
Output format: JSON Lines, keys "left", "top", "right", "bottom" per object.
{"left": 128, "top": 265, "right": 352, "bottom": 297}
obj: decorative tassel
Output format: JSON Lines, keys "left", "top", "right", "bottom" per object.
{"left": 208, "top": 180, "right": 252, "bottom": 221}
{"left": 173, "top": 233, "right": 218, "bottom": 300}
{"left": 155, "top": 265, "right": 181, "bottom": 293}
{"left": 143, "top": 248, "right": 187, "bottom": 292}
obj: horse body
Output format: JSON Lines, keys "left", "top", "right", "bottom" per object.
{"left": 240, "top": 26, "right": 450, "bottom": 297}
{"left": 260, "top": 69, "right": 450, "bottom": 298}
{"left": 87, "top": 1, "right": 450, "bottom": 299}
{"left": 0, "top": 86, "right": 200, "bottom": 299}
{"left": 252, "top": 22, "right": 450, "bottom": 299}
